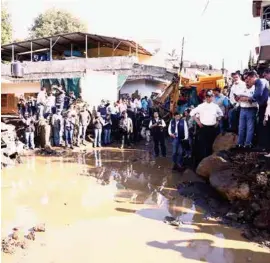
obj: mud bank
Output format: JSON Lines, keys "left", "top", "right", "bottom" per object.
{"left": 178, "top": 150, "right": 270, "bottom": 248}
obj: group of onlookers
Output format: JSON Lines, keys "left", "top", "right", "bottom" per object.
{"left": 19, "top": 86, "right": 90, "bottom": 149}
{"left": 18, "top": 67, "right": 270, "bottom": 170}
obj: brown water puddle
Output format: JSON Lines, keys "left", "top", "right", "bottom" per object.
{"left": 1, "top": 148, "right": 270, "bottom": 263}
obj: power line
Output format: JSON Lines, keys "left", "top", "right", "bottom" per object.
{"left": 201, "top": 0, "right": 210, "bottom": 16}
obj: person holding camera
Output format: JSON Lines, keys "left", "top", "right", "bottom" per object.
{"left": 149, "top": 111, "right": 166, "bottom": 157}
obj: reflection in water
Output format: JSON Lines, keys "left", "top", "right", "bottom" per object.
{"left": 94, "top": 150, "right": 102, "bottom": 167}
{"left": 2, "top": 148, "right": 270, "bottom": 263}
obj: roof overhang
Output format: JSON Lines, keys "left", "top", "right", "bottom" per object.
{"left": 1, "top": 32, "right": 152, "bottom": 61}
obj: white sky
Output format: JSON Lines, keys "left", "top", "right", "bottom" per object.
{"left": 5, "top": 0, "right": 261, "bottom": 70}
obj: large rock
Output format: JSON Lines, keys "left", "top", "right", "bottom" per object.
{"left": 213, "top": 132, "right": 238, "bottom": 152}
{"left": 182, "top": 169, "right": 205, "bottom": 183}
{"left": 196, "top": 155, "right": 230, "bottom": 178}
{"left": 210, "top": 169, "right": 250, "bottom": 200}
{"left": 253, "top": 209, "right": 270, "bottom": 230}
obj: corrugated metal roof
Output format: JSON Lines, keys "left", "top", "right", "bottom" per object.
{"left": 1, "top": 32, "right": 152, "bottom": 61}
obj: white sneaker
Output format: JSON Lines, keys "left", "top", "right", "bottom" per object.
{"left": 264, "top": 153, "right": 270, "bottom": 157}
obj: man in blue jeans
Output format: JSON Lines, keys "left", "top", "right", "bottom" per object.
{"left": 168, "top": 112, "right": 189, "bottom": 171}
{"left": 239, "top": 71, "right": 269, "bottom": 149}
{"left": 236, "top": 80, "right": 258, "bottom": 148}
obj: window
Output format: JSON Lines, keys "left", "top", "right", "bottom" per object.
{"left": 262, "top": 6, "right": 270, "bottom": 30}
{"left": 1, "top": 94, "right": 8, "bottom": 108}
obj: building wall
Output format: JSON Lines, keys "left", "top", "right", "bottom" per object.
{"left": 80, "top": 71, "right": 118, "bottom": 113}
{"left": 87, "top": 47, "right": 151, "bottom": 63}
{"left": 120, "top": 79, "right": 166, "bottom": 98}
{"left": 1, "top": 82, "right": 40, "bottom": 114}
{"left": 1, "top": 82, "right": 40, "bottom": 96}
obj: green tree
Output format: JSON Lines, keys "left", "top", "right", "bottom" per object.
{"left": 1, "top": 3, "right": 12, "bottom": 44}
{"left": 29, "top": 8, "right": 87, "bottom": 39}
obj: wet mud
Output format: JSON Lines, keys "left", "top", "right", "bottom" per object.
{"left": 2, "top": 146, "right": 270, "bottom": 263}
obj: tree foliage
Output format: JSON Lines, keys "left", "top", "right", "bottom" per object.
{"left": 1, "top": 3, "right": 12, "bottom": 44}
{"left": 29, "top": 8, "right": 87, "bottom": 39}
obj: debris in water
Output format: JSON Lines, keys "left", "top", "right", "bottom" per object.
{"left": 26, "top": 231, "right": 35, "bottom": 241}
{"left": 2, "top": 238, "right": 16, "bottom": 254}
{"left": 33, "top": 223, "right": 46, "bottom": 232}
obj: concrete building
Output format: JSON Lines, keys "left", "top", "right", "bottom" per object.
{"left": 252, "top": 0, "right": 270, "bottom": 71}
{"left": 1, "top": 32, "right": 174, "bottom": 114}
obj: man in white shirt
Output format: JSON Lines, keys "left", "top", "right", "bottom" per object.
{"left": 45, "top": 91, "right": 56, "bottom": 116}
{"left": 168, "top": 112, "right": 189, "bottom": 170}
{"left": 190, "top": 90, "right": 223, "bottom": 160}
{"left": 149, "top": 111, "right": 166, "bottom": 157}
{"left": 235, "top": 82, "right": 258, "bottom": 148}
{"left": 228, "top": 72, "right": 246, "bottom": 131}
{"left": 37, "top": 87, "right": 47, "bottom": 119}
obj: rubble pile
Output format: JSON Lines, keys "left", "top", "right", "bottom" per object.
{"left": 220, "top": 151, "right": 270, "bottom": 247}
{"left": 1, "top": 224, "right": 46, "bottom": 254}
{"left": 1, "top": 122, "right": 24, "bottom": 168}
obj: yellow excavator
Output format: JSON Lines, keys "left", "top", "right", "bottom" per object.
{"left": 154, "top": 73, "right": 226, "bottom": 119}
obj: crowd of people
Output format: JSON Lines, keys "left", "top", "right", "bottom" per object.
{"left": 18, "top": 68, "right": 270, "bottom": 171}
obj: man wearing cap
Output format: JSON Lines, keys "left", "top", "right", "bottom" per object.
{"left": 190, "top": 90, "right": 223, "bottom": 160}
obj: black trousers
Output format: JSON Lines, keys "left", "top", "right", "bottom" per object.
{"left": 198, "top": 125, "right": 217, "bottom": 161}
{"left": 266, "top": 119, "right": 270, "bottom": 151}
{"left": 153, "top": 133, "right": 166, "bottom": 157}
{"left": 257, "top": 104, "right": 267, "bottom": 148}
{"left": 121, "top": 131, "right": 131, "bottom": 147}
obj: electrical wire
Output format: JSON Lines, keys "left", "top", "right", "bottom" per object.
{"left": 201, "top": 0, "right": 210, "bottom": 16}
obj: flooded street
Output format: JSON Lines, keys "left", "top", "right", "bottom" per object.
{"left": 2, "top": 148, "right": 270, "bottom": 263}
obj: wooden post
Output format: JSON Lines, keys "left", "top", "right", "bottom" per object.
{"left": 12, "top": 44, "right": 14, "bottom": 62}
{"left": 222, "top": 58, "right": 225, "bottom": 75}
{"left": 112, "top": 41, "right": 115, "bottom": 56}
{"left": 179, "top": 37, "right": 185, "bottom": 88}
{"left": 50, "top": 38, "right": 52, "bottom": 61}
{"left": 98, "top": 42, "right": 100, "bottom": 57}
{"left": 85, "top": 35, "right": 88, "bottom": 58}
{"left": 30, "top": 41, "right": 33, "bottom": 62}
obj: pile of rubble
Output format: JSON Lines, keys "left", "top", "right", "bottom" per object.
{"left": 1, "top": 122, "right": 24, "bottom": 168}
{"left": 194, "top": 133, "right": 270, "bottom": 247}
{"left": 2, "top": 224, "right": 46, "bottom": 254}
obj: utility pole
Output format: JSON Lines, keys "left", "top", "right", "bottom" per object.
{"left": 178, "top": 37, "right": 185, "bottom": 87}
{"left": 221, "top": 58, "right": 225, "bottom": 75}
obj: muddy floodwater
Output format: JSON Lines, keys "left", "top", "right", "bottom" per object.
{"left": 2, "top": 147, "right": 270, "bottom": 263}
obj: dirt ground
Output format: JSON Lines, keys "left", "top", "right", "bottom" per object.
{"left": 2, "top": 146, "right": 270, "bottom": 263}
